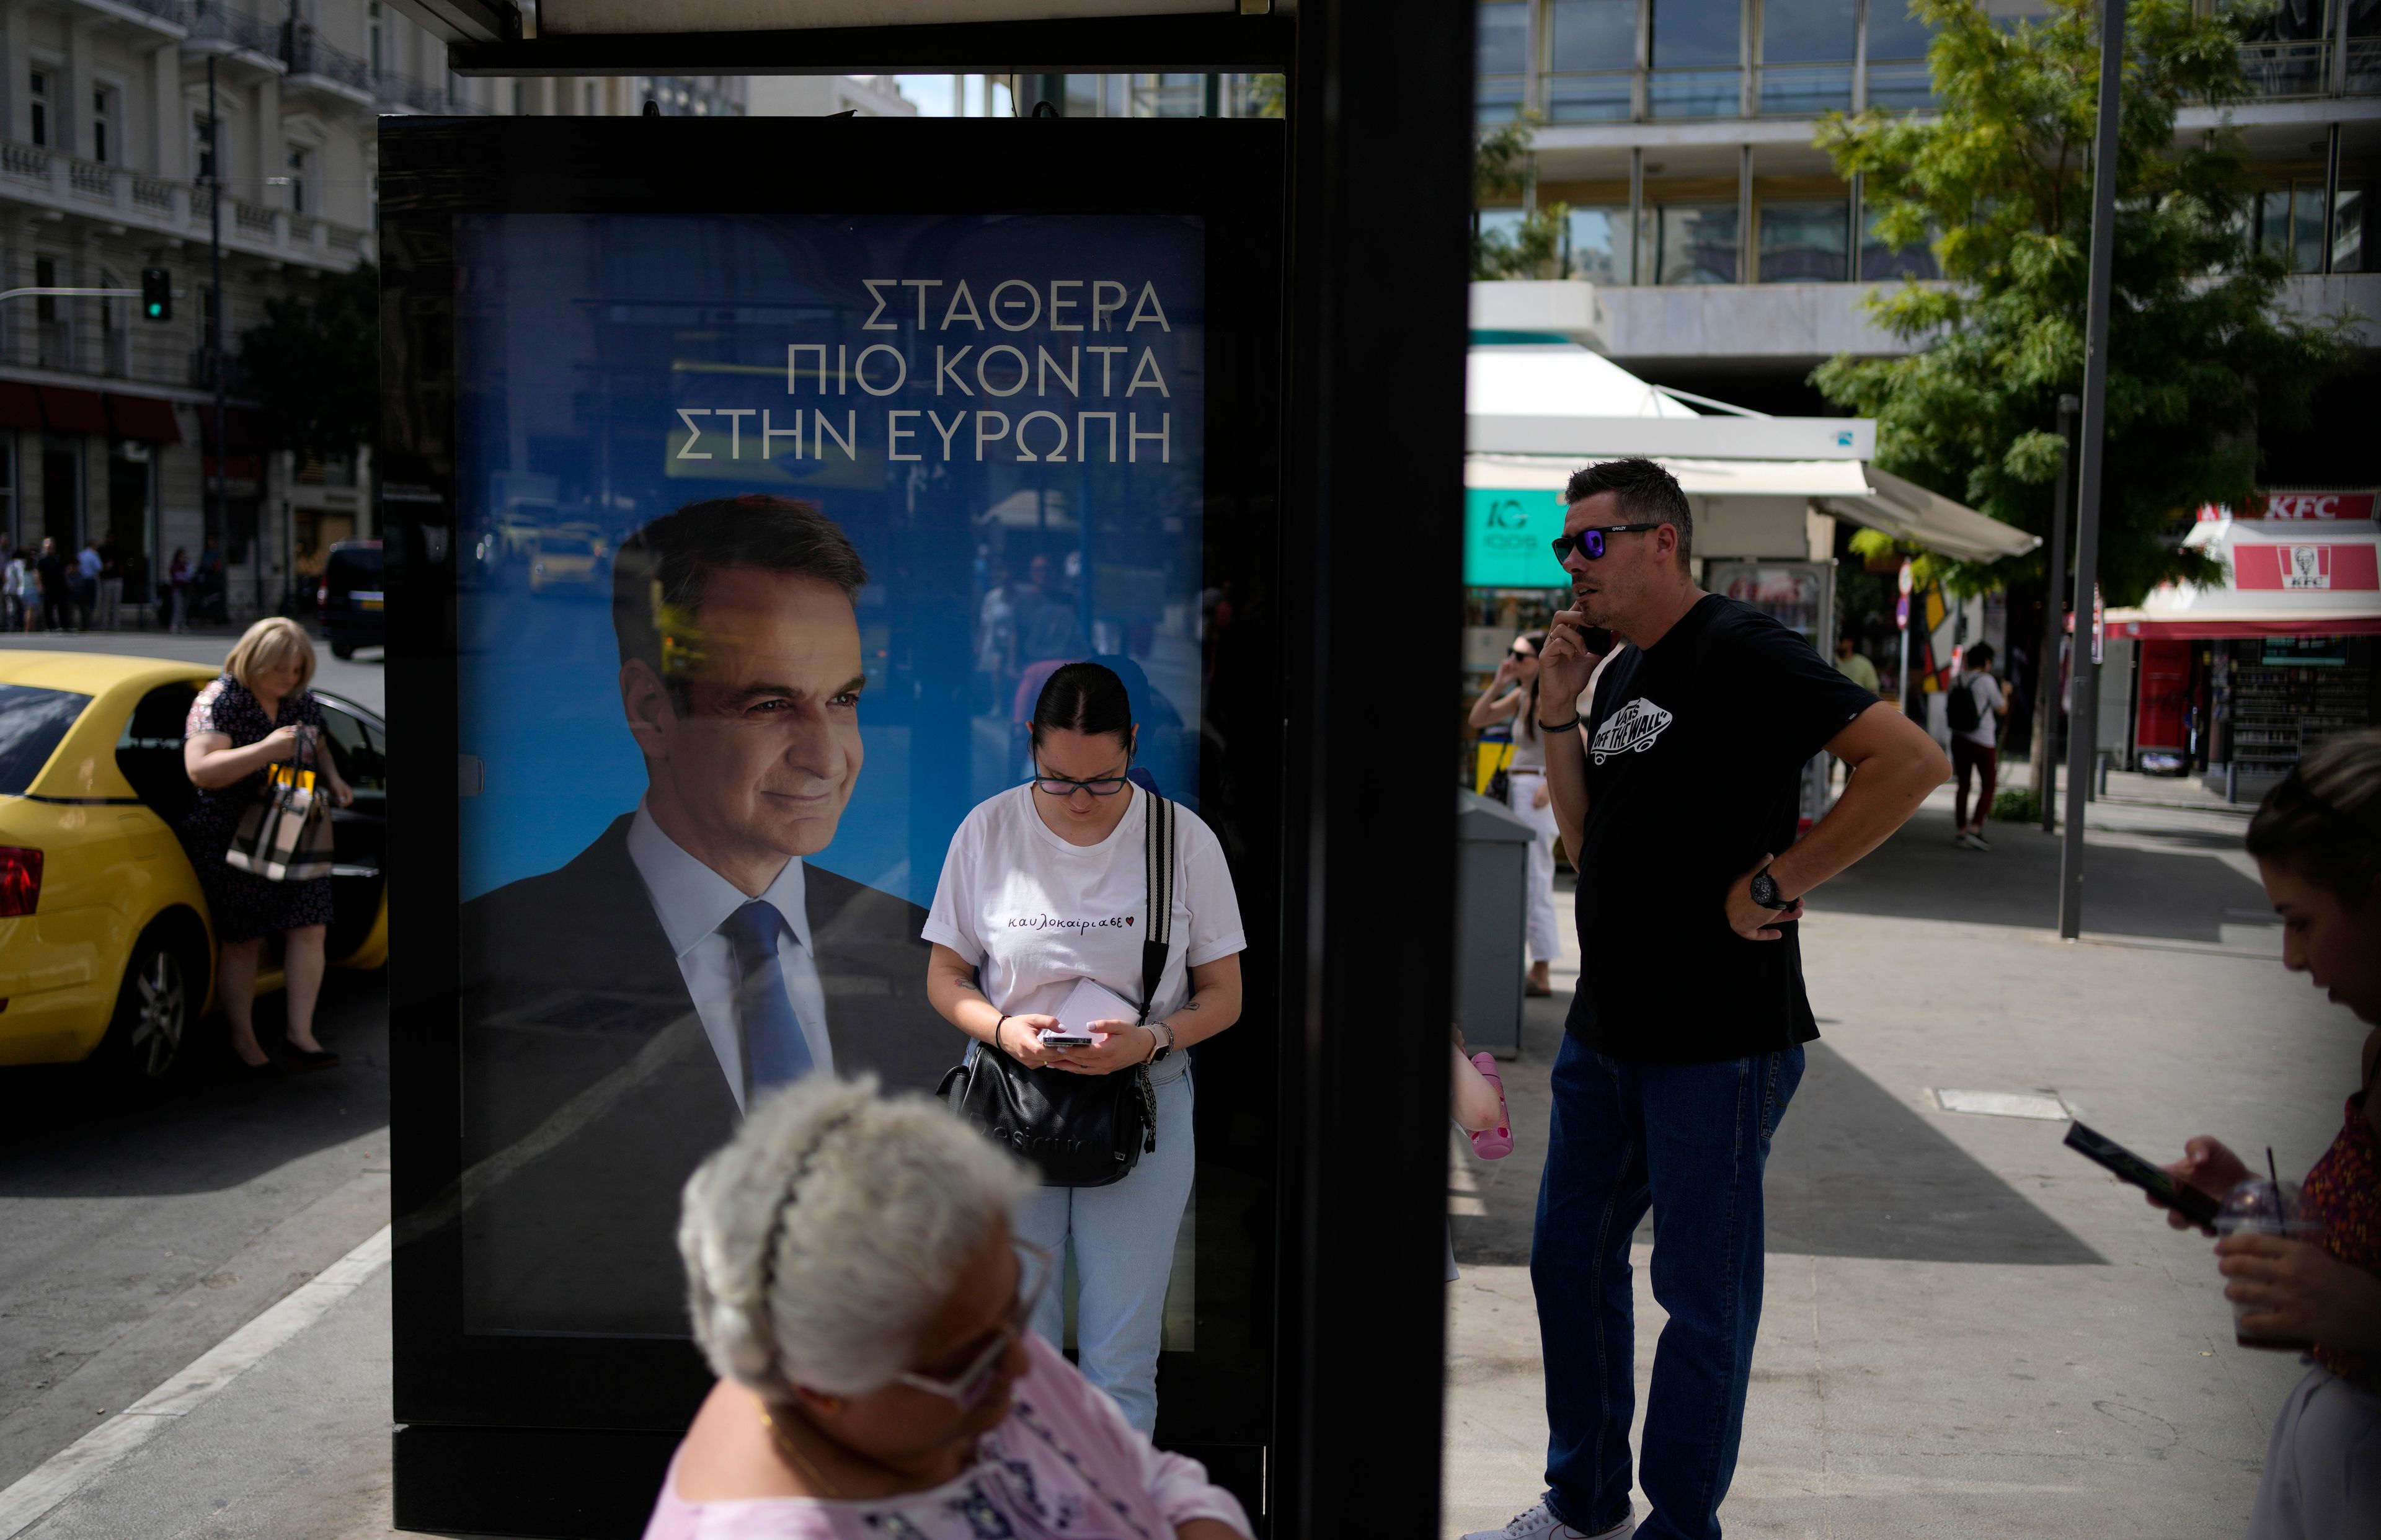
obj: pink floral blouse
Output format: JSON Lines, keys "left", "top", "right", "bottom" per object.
{"left": 642, "top": 1333, "right": 1250, "bottom": 1540}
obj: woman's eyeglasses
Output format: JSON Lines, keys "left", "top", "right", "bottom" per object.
{"left": 892, "top": 1240, "right": 1053, "bottom": 1407}
{"left": 1550, "top": 523, "right": 1660, "bottom": 563}
{"left": 1029, "top": 764, "right": 1132, "bottom": 797}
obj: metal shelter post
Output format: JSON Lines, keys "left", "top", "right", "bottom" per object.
{"left": 2059, "top": 0, "right": 2125, "bottom": 941}
{"left": 1274, "top": 1, "right": 1474, "bottom": 1529}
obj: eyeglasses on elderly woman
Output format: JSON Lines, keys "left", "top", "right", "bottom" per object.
{"left": 884, "top": 1239, "right": 1053, "bottom": 1408}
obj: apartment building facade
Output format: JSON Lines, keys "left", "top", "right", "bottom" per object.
{"left": 0, "top": 0, "right": 750, "bottom": 623}
{"left": 1477, "top": 0, "right": 2380, "bottom": 422}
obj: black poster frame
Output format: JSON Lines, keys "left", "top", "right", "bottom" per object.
{"left": 380, "top": 114, "right": 1286, "bottom": 1538}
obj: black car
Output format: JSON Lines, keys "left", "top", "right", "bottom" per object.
{"left": 318, "top": 541, "right": 384, "bottom": 660}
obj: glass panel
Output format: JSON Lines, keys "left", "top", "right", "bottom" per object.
{"left": 1865, "top": 0, "right": 1933, "bottom": 60}
{"left": 1649, "top": 67, "right": 1744, "bottom": 115}
{"left": 1063, "top": 74, "right": 1102, "bottom": 116}
{"left": 1479, "top": 208, "right": 1530, "bottom": 249}
{"left": 2334, "top": 187, "right": 2369, "bottom": 273}
{"left": 1546, "top": 72, "right": 1635, "bottom": 120}
{"left": 1551, "top": 0, "right": 1638, "bottom": 70}
{"left": 1478, "top": 75, "right": 1528, "bottom": 122}
{"left": 1480, "top": 0, "right": 1531, "bottom": 75}
{"left": 1652, "top": 0, "right": 1742, "bottom": 65}
{"left": 1657, "top": 203, "right": 1740, "bottom": 283}
{"left": 1133, "top": 73, "right": 1207, "bottom": 117}
{"left": 1860, "top": 208, "right": 1940, "bottom": 278}
{"left": 1759, "top": 64, "right": 1853, "bottom": 113}
{"left": 1759, "top": 199, "right": 1849, "bottom": 281}
{"left": 2236, "top": 40, "right": 2330, "bottom": 97}
{"left": 1863, "top": 60, "right": 1937, "bottom": 108}
{"left": 2258, "top": 187, "right": 2294, "bottom": 258}
{"left": 1566, "top": 206, "right": 1635, "bottom": 282}
{"left": 1763, "top": 0, "right": 1856, "bottom": 63}
{"left": 2290, "top": 182, "right": 2326, "bottom": 273}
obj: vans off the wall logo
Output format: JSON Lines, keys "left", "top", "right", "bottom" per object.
{"left": 1591, "top": 698, "right": 1675, "bottom": 765}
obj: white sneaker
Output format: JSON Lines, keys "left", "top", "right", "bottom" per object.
{"left": 1954, "top": 831, "right": 1984, "bottom": 851}
{"left": 1460, "top": 1501, "right": 1632, "bottom": 1540}
{"left": 1967, "top": 828, "right": 1993, "bottom": 849}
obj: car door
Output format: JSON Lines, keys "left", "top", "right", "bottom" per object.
{"left": 313, "top": 694, "right": 386, "bottom": 965}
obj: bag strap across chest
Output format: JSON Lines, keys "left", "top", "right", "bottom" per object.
{"left": 1136, "top": 793, "right": 1176, "bottom": 1025}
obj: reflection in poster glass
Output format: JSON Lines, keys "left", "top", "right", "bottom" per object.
{"left": 451, "top": 214, "right": 1207, "bottom": 1337}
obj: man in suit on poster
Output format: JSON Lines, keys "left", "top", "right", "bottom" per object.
{"left": 458, "top": 493, "right": 963, "bottom": 1335}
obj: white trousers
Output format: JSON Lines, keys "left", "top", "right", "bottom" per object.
{"left": 2246, "top": 1365, "right": 2381, "bottom": 1540}
{"left": 1505, "top": 773, "right": 1561, "bottom": 966}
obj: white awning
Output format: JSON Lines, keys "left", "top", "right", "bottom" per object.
{"left": 1465, "top": 454, "right": 2040, "bottom": 564}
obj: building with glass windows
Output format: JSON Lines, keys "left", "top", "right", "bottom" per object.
{"left": 0, "top": 0, "right": 756, "bottom": 625}
{"left": 1476, "top": 0, "right": 2379, "bottom": 422}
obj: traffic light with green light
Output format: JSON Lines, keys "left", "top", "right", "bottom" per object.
{"left": 141, "top": 268, "right": 170, "bottom": 322}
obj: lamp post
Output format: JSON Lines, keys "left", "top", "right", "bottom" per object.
{"left": 206, "top": 53, "right": 233, "bottom": 625}
{"left": 2059, "top": 0, "right": 2126, "bottom": 940}
{"left": 2034, "top": 392, "right": 2077, "bottom": 834}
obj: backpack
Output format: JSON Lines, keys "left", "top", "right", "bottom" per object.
{"left": 1948, "top": 673, "right": 1986, "bottom": 733}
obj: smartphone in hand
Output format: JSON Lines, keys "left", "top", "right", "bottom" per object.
{"left": 2064, "top": 1121, "right": 2221, "bottom": 1227}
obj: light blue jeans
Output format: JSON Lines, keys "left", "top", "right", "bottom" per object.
{"left": 1017, "top": 1059, "right": 1194, "bottom": 1436}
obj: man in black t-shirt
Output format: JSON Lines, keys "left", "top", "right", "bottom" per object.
{"left": 1465, "top": 459, "right": 1947, "bottom": 1540}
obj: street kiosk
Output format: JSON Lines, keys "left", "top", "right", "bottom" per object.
{"left": 379, "top": 6, "right": 1475, "bottom": 1537}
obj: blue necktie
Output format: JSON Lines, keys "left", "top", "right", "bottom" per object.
{"left": 719, "top": 900, "right": 814, "bottom": 1097}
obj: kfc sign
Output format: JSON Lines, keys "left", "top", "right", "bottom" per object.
{"left": 2235, "top": 542, "right": 2381, "bottom": 591}
{"left": 2259, "top": 490, "right": 2377, "bottom": 521}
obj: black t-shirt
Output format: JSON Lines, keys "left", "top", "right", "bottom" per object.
{"left": 1564, "top": 593, "right": 1879, "bottom": 1064}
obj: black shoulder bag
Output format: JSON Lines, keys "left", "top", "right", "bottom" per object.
{"left": 939, "top": 794, "right": 1176, "bottom": 1187}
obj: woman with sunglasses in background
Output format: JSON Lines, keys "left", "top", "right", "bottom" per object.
{"left": 923, "top": 662, "right": 1246, "bottom": 1436}
{"left": 1469, "top": 631, "right": 1561, "bottom": 996}
{"left": 645, "top": 1076, "right": 1253, "bottom": 1538}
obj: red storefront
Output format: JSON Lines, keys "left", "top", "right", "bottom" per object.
{"left": 2106, "top": 494, "right": 2380, "bottom": 799}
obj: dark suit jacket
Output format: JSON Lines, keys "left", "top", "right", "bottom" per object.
{"left": 456, "top": 813, "right": 965, "bottom": 1337}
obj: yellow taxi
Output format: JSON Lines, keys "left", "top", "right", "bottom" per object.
{"left": 0, "top": 652, "right": 388, "bottom": 1098}
{"left": 525, "top": 529, "right": 606, "bottom": 595}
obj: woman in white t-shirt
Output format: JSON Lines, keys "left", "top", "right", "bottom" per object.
{"left": 1950, "top": 642, "right": 2008, "bottom": 851}
{"left": 923, "top": 662, "right": 1246, "bottom": 1436}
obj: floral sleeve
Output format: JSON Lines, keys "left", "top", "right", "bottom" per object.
{"left": 186, "top": 678, "right": 228, "bottom": 740}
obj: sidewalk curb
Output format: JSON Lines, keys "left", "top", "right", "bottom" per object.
{"left": 0, "top": 1225, "right": 391, "bottom": 1539}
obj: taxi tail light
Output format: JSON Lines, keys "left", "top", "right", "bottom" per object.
{"left": 0, "top": 846, "right": 40, "bottom": 916}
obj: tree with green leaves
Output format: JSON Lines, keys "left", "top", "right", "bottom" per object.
{"left": 1812, "top": 0, "right": 2353, "bottom": 604}
{"left": 237, "top": 262, "right": 379, "bottom": 461}
{"left": 1475, "top": 114, "right": 1569, "bottom": 280}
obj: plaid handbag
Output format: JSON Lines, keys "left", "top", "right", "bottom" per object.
{"left": 224, "top": 729, "right": 335, "bottom": 883}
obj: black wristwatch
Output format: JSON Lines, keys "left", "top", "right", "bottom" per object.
{"left": 1749, "top": 870, "right": 1791, "bottom": 910}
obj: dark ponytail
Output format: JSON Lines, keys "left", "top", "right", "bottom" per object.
{"left": 1520, "top": 632, "right": 1548, "bottom": 739}
{"left": 1031, "top": 662, "right": 1135, "bottom": 751}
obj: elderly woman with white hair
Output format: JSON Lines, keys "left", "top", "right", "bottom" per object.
{"left": 646, "top": 1076, "right": 1253, "bottom": 1539}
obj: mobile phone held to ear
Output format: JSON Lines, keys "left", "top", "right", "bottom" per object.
{"left": 2064, "top": 1121, "right": 2221, "bottom": 1228}
{"left": 1580, "top": 626, "right": 1615, "bottom": 656}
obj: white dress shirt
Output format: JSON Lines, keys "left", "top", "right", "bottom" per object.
{"left": 624, "top": 801, "right": 834, "bottom": 1112}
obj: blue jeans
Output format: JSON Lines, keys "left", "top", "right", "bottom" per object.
{"left": 1017, "top": 1060, "right": 1194, "bottom": 1436}
{"left": 1532, "top": 1034, "right": 1804, "bottom": 1540}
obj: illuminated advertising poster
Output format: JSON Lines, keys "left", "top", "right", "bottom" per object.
{"left": 451, "top": 215, "right": 1205, "bottom": 1335}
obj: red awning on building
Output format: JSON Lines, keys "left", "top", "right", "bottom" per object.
{"left": 0, "top": 382, "right": 40, "bottom": 431}
{"left": 38, "top": 386, "right": 109, "bottom": 435}
{"left": 105, "top": 392, "right": 183, "bottom": 444}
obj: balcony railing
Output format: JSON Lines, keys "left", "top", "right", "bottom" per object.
{"left": 373, "top": 69, "right": 490, "bottom": 113}
{"left": 2237, "top": 40, "right": 2334, "bottom": 99}
{"left": 0, "top": 138, "right": 368, "bottom": 268}
{"left": 179, "top": 0, "right": 282, "bottom": 56}
{"left": 109, "top": 0, "right": 182, "bottom": 25}
{"left": 37, "top": 319, "right": 74, "bottom": 372}
{"left": 285, "top": 26, "right": 371, "bottom": 95}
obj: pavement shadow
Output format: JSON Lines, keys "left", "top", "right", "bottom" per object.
{"left": 1808, "top": 815, "right": 2264, "bottom": 944}
{"left": 1457, "top": 1023, "right": 2101, "bottom": 1268}
{"left": 0, "top": 970, "right": 388, "bottom": 1197}
{"left": 1763, "top": 1040, "right": 2103, "bottom": 1265}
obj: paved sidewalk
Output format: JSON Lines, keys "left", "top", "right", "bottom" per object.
{"left": 1443, "top": 784, "right": 2350, "bottom": 1538}
{"left": 2, "top": 784, "right": 2348, "bottom": 1538}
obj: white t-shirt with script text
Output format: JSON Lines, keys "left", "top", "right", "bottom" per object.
{"left": 924, "top": 784, "right": 1245, "bottom": 1029}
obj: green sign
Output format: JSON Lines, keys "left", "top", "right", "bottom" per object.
{"left": 1465, "top": 486, "right": 1569, "bottom": 589}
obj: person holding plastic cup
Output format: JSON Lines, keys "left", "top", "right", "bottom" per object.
{"left": 2157, "top": 728, "right": 2381, "bottom": 1540}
